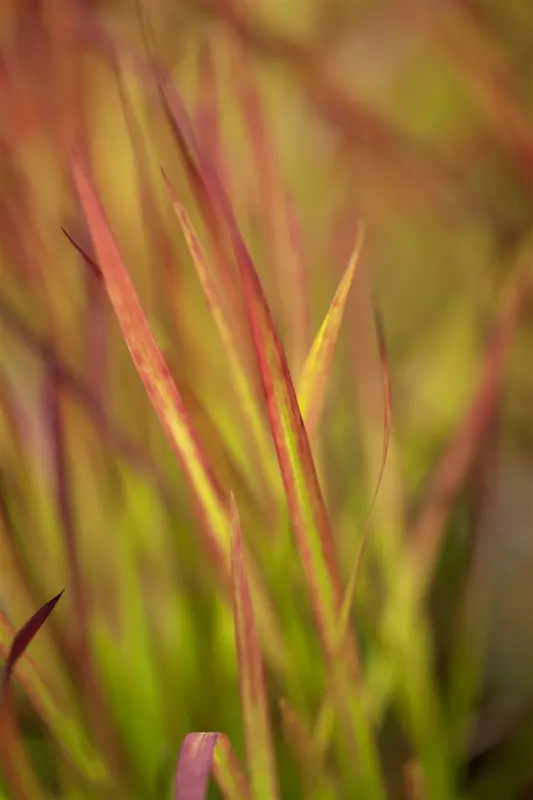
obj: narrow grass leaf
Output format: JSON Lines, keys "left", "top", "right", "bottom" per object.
{"left": 230, "top": 495, "right": 279, "bottom": 800}
{"left": 162, "top": 173, "right": 278, "bottom": 501}
{"left": 0, "top": 594, "right": 63, "bottom": 800}
{"left": 69, "top": 150, "right": 285, "bottom": 672}
{"left": 2, "top": 591, "right": 63, "bottom": 687}
{"left": 213, "top": 733, "right": 251, "bottom": 800}
{"left": 175, "top": 732, "right": 220, "bottom": 800}
{"left": 313, "top": 307, "right": 392, "bottom": 749}
{"left": 0, "top": 613, "right": 109, "bottom": 783}
{"left": 70, "top": 148, "right": 234, "bottom": 562}
{"left": 298, "top": 225, "right": 365, "bottom": 440}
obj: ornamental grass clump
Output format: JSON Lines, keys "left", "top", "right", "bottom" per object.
{"left": 1, "top": 3, "right": 532, "bottom": 799}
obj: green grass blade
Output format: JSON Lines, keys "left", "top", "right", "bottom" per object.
{"left": 230, "top": 496, "right": 279, "bottom": 800}
{"left": 213, "top": 734, "right": 251, "bottom": 800}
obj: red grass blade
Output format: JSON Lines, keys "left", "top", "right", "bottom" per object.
{"left": 0, "top": 593, "right": 63, "bottom": 799}
{"left": 298, "top": 226, "right": 365, "bottom": 440}
{"left": 230, "top": 495, "right": 279, "bottom": 800}
{"left": 175, "top": 732, "right": 220, "bottom": 800}
{"left": 69, "top": 148, "right": 285, "bottom": 674}
{"left": 2, "top": 591, "right": 63, "bottom": 687}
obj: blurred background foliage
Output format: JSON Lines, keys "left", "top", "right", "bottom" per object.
{"left": 2, "top": 0, "right": 533, "bottom": 798}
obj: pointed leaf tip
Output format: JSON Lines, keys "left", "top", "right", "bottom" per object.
{"left": 175, "top": 732, "right": 220, "bottom": 800}
{"left": 2, "top": 591, "right": 64, "bottom": 687}
{"left": 298, "top": 223, "right": 365, "bottom": 439}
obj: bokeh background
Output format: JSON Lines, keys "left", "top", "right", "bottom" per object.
{"left": 2, "top": 1, "right": 533, "bottom": 797}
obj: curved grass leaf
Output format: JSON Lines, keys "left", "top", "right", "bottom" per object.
{"left": 297, "top": 226, "right": 365, "bottom": 440}
{"left": 230, "top": 495, "right": 279, "bottom": 800}
{"left": 175, "top": 732, "right": 220, "bottom": 800}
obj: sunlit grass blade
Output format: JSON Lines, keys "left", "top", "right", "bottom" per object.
{"left": 230, "top": 495, "right": 279, "bottom": 800}
{"left": 162, "top": 173, "right": 279, "bottom": 501}
{"left": 213, "top": 734, "right": 251, "bottom": 800}
{"left": 175, "top": 732, "right": 220, "bottom": 800}
{"left": 298, "top": 225, "right": 365, "bottom": 440}
{"left": 69, "top": 149, "right": 285, "bottom": 673}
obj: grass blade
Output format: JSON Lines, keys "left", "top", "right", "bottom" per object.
{"left": 155, "top": 78, "right": 384, "bottom": 795}
{"left": 69, "top": 148, "right": 285, "bottom": 674}
{"left": 230, "top": 495, "right": 279, "bottom": 800}
{"left": 1, "top": 593, "right": 63, "bottom": 800}
{"left": 213, "top": 734, "right": 251, "bottom": 800}
{"left": 175, "top": 732, "right": 220, "bottom": 800}
{"left": 2, "top": 591, "right": 64, "bottom": 687}
{"left": 298, "top": 226, "right": 365, "bottom": 440}
{"left": 162, "top": 173, "right": 279, "bottom": 501}
{"left": 312, "top": 307, "right": 392, "bottom": 750}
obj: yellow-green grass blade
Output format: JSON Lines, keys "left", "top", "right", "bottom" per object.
{"left": 213, "top": 734, "right": 251, "bottom": 800}
{"left": 230, "top": 496, "right": 279, "bottom": 800}
{"left": 298, "top": 226, "right": 365, "bottom": 440}
{"left": 163, "top": 174, "right": 279, "bottom": 503}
